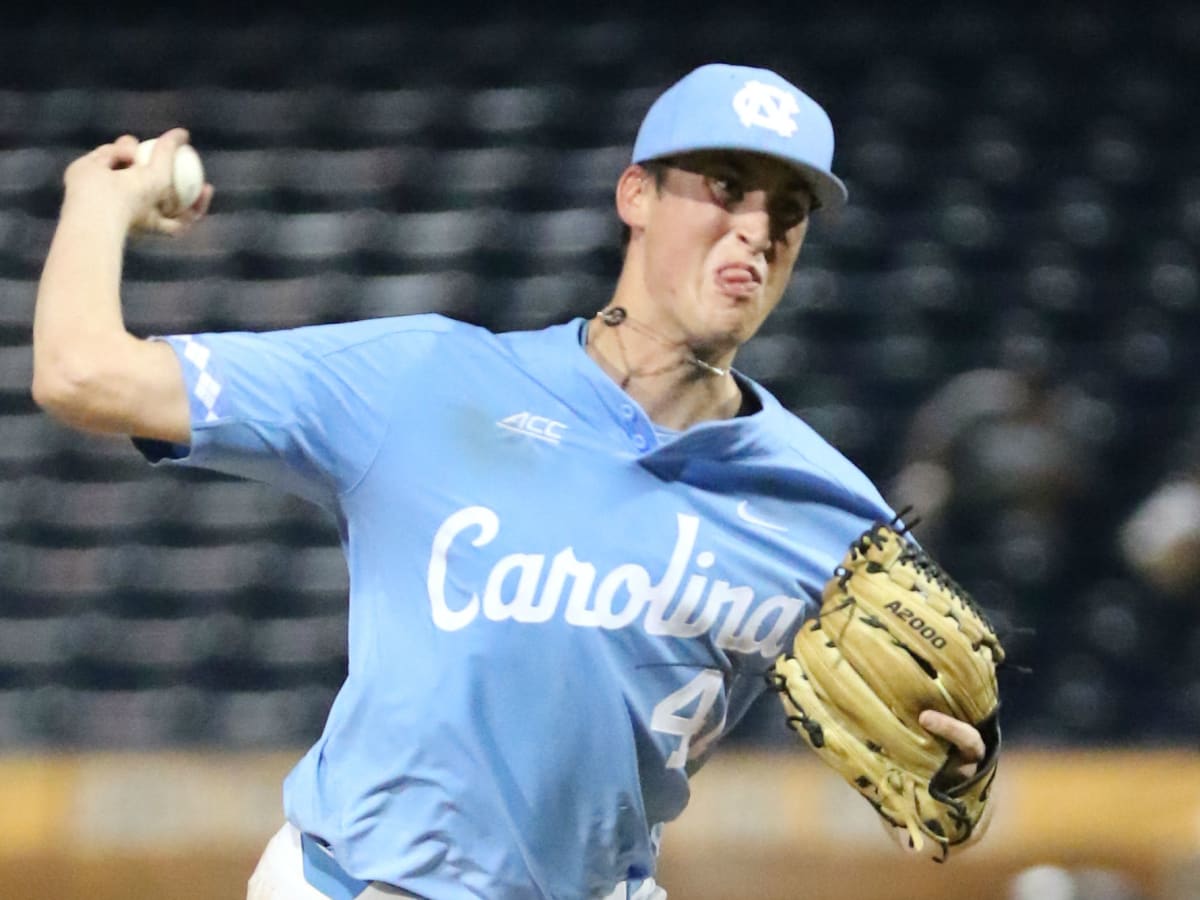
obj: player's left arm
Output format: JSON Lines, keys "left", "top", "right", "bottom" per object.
{"left": 773, "top": 517, "right": 1004, "bottom": 859}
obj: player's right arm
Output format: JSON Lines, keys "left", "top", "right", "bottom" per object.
{"left": 32, "top": 128, "right": 212, "bottom": 444}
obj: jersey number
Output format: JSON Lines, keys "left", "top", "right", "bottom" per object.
{"left": 651, "top": 669, "right": 727, "bottom": 769}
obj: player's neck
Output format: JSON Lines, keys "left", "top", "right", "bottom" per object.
{"left": 584, "top": 303, "right": 746, "bottom": 431}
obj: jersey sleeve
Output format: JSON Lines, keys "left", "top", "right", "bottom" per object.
{"left": 134, "top": 315, "right": 451, "bottom": 508}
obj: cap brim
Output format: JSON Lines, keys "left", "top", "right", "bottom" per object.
{"left": 777, "top": 158, "right": 848, "bottom": 213}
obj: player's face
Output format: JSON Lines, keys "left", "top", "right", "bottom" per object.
{"left": 638, "top": 150, "right": 814, "bottom": 353}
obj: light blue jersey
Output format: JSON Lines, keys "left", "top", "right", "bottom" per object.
{"left": 139, "top": 314, "right": 894, "bottom": 899}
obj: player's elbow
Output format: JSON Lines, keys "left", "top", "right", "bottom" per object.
{"left": 33, "top": 338, "right": 190, "bottom": 442}
{"left": 32, "top": 351, "right": 121, "bottom": 432}
{"left": 32, "top": 342, "right": 72, "bottom": 406}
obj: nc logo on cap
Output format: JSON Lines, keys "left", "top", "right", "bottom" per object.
{"left": 732, "top": 80, "right": 800, "bottom": 138}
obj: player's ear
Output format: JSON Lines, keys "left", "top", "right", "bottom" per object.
{"left": 615, "top": 164, "right": 654, "bottom": 232}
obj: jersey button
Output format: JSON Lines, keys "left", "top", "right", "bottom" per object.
{"left": 632, "top": 433, "right": 648, "bottom": 450}
{"left": 620, "top": 404, "right": 636, "bottom": 421}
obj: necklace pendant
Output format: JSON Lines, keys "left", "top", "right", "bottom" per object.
{"left": 599, "top": 307, "right": 627, "bottom": 326}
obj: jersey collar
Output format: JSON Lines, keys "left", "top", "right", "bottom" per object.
{"left": 521, "top": 318, "right": 795, "bottom": 463}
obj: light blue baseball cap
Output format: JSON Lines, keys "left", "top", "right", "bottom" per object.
{"left": 632, "top": 63, "right": 848, "bottom": 211}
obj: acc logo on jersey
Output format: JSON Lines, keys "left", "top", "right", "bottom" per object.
{"left": 732, "top": 80, "right": 800, "bottom": 138}
{"left": 497, "top": 411, "right": 568, "bottom": 445}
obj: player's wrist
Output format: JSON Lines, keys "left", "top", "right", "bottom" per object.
{"left": 60, "top": 184, "right": 140, "bottom": 240}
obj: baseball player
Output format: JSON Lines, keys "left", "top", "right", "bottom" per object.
{"left": 32, "top": 63, "right": 990, "bottom": 898}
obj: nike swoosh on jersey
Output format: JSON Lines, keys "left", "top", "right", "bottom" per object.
{"left": 736, "top": 500, "right": 788, "bottom": 533}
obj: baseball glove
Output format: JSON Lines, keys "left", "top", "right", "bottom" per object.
{"left": 771, "top": 519, "right": 1004, "bottom": 861}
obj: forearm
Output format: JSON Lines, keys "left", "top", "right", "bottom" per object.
{"left": 32, "top": 193, "right": 146, "bottom": 430}
{"left": 35, "top": 192, "right": 135, "bottom": 363}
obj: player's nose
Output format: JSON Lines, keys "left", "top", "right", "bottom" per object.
{"left": 733, "top": 201, "right": 772, "bottom": 255}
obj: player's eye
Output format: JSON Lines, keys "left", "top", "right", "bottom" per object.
{"left": 705, "top": 173, "right": 745, "bottom": 206}
{"left": 768, "top": 193, "right": 813, "bottom": 244}
{"left": 772, "top": 200, "right": 808, "bottom": 234}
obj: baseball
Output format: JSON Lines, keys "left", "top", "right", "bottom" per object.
{"left": 134, "top": 138, "right": 205, "bottom": 212}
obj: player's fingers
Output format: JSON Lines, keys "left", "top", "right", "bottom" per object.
{"left": 183, "top": 182, "right": 214, "bottom": 220}
{"left": 141, "top": 129, "right": 194, "bottom": 199}
{"left": 165, "top": 183, "right": 212, "bottom": 230}
{"left": 155, "top": 127, "right": 191, "bottom": 155}
{"left": 86, "top": 145, "right": 115, "bottom": 168}
{"left": 140, "top": 184, "right": 211, "bottom": 236}
{"left": 70, "top": 143, "right": 122, "bottom": 183}
{"left": 108, "top": 134, "right": 139, "bottom": 168}
{"left": 142, "top": 212, "right": 187, "bottom": 237}
{"left": 919, "top": 710, "right": 985, "bottom": 762}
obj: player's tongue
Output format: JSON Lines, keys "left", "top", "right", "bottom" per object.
{"left": 715, "top": 265, "right": 758, "bottom": 296}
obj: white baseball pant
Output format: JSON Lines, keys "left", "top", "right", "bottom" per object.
{"left": 246, "top": 823, "right": 416, "bottom": 899}
{"left": 246, "top": 822, "right": 667, "bottom": 900}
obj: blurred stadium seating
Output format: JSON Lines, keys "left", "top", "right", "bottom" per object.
{"left": 1, "top": 2, "right": 1199, "bottom": 757}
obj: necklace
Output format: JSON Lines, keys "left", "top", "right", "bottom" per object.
{"left": 590, "top": 306, "right": 730, "bottom": 389}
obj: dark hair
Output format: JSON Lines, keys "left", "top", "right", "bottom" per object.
{"left": 619, "top": 159, "right": 672, "bottom": 253}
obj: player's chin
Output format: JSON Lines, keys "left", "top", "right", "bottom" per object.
{"left": 692, "top": 315, "right": 759, "bottom": 356}
{"left": 701, "top": 293, "right": 769, "bottom": 344}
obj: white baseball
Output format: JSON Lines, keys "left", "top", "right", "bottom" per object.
{"left": 134, "top": 138, "right": 205, "bottom": 212}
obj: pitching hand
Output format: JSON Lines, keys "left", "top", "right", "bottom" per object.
{"left": 63, "top": 127, "right": 212, "bottom": 236}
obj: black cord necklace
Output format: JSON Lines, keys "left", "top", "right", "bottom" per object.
{"left": 592, "top": 306, "right": 730, "bottom": 389}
